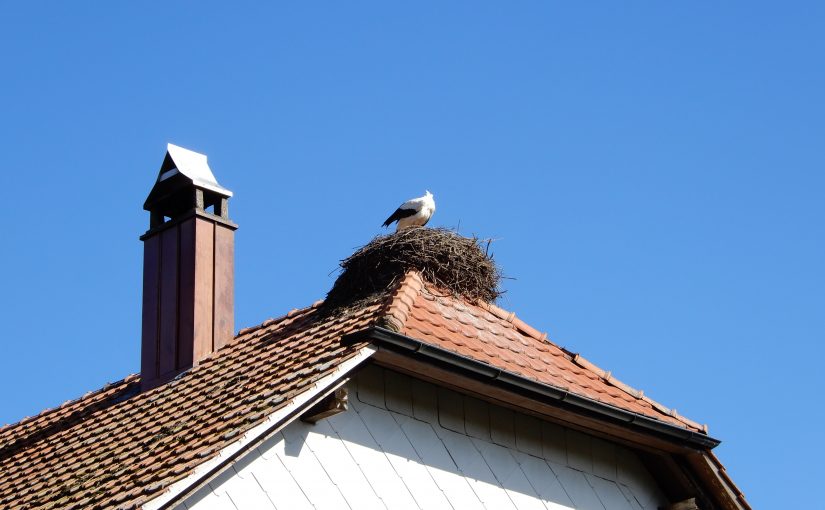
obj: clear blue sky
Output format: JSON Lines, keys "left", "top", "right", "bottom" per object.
{"left": 1, "top": 3, "right": 822, "bottom": 507}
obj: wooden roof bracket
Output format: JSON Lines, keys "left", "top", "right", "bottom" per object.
{"left": 300, "top": 387, "right": 349, "bottom": 424}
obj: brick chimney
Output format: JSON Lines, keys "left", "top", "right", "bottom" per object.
{"left": 140, "top": 144, "right": 237, "bottom": 390}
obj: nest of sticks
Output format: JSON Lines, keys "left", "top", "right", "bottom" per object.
{"left": 325, "top": 227, "right": 502, "bottom": 308}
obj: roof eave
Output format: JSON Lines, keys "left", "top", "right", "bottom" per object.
{"left": 344, "top": 326, "right": 720, "bottom": 451}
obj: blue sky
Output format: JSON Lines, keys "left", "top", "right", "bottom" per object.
{"left": 1, "top": 3, "right": 822, "bottom": 507}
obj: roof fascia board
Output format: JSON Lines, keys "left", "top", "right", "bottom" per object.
{"left": 143, "top": 345, "right": 377, "bottom": 510}
{"left": 684, "top": 452, "right": 750, "bottom": 510}
{"left": 346, "top": 326, "right": 720, "bottom": 451}
{"left": 371, "top": 347, "right": 688, "bottom": 455}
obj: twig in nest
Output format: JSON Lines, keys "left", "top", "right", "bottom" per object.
{"left": 325, "top": 227, "right": 502, "bottom": 308}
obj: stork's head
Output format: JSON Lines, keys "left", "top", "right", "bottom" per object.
{"left": 425, "top": 190, "right": 433, "bottom": 198}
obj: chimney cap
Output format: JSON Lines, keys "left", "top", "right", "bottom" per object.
{"left": 143, "top": 143, "right": 233, "bottom": 211}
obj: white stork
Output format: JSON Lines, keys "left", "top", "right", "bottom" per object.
{"left": 382, "top": 190, "right": 436, "bottom": 231}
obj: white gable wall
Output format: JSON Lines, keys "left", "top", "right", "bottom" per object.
{"left": 178, "top": 364, "right": 667, "bottom": 510}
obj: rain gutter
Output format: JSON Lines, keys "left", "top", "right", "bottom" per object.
{"left": 343, "top": 326, "right": 720, "bottom": 450}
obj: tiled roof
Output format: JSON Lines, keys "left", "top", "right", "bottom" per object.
{"left": 383, "top": 271, "right": 706, "bottom": 432}
{"left": 0, "top": 298, "right": 384, "bottom": 510}
{"left": 0, "top": 270, "right": 716, "bottom": 510}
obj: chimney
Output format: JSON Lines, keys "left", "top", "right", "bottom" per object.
{"left": 140, "top": 144, "right": 237, "bottom": 390}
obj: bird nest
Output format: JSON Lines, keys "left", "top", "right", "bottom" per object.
{"left": 325, "top": 227, "right": 502, "bottom": 308}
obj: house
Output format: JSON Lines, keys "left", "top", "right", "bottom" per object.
{"left": 0, "top": 145, "right": 749, "bottom": 510}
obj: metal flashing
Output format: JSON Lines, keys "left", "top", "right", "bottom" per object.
{"left": 163, "top": 143, "right": 233, "bottom": 197}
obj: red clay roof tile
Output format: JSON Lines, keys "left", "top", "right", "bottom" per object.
{"left": 0, "top": 270, "right": 721, "bottom": 510}
{"left": 391, "top": 273, "right": 705, "bottom": 432}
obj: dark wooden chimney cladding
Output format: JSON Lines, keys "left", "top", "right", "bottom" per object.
{"left": 140, "top": 144, "right": 237, "bottom": 391}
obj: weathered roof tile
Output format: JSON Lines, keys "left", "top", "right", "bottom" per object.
{"left": 0, "top": 298, "right": 384, "bottom": 510}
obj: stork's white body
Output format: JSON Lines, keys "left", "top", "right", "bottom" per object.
{"left": 383, "top": 191, "right": 436, "bottom": 231}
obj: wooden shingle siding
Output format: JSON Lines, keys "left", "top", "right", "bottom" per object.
{"left": 181, "top": 365, "right": 667, "bottom": 510}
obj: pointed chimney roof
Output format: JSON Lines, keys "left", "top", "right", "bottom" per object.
{"left": 143, "top": 143, "right": 232, "bottom": 214}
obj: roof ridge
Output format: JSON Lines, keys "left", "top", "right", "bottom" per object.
{"left": 236, "top": 300, "right": 324, "bottom": 338}
{"left": 479, "top": 301, "right": 552, "bottom": 344}
{"left": 0, "top": 374, "right": 139, "bottom": 437}
{"left": 376, "top": 270, "right": 425, "bottom": 332}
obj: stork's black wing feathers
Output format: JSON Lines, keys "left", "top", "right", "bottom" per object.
{"left": 382, "top": 207, "right": 418, "bottom": 227}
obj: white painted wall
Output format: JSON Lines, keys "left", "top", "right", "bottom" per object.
{"left": 178, "top": 365, "right": 667, "bottom": 510}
